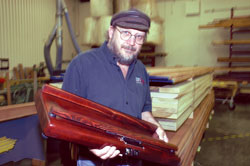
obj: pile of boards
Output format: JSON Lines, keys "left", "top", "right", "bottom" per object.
{"left": 147, "top": 66, "right": 214, "bottom": 131}
{"left": 152, "top": 73, "right": 213, "bottom": 131}
{"left": 147, "top": 66, "right": 215, "bottom": 165}
{"left": 167, "top": 90, "right": 214, "bottom": 165}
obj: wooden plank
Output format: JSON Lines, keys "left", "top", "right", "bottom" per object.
{"left": 155, "top": 87, "right": 211, "bottom": 131}
{"left": 152, "top": 91, "right": 194, "bottom": 110}
{"left": 174, "top": 92, "right": 214, "bottom": 164}
{"left": 31, "top": 159, "right": 45, "bottom": 166}
{"left": 199, "top": 16, "right": 250, "bottom": 29}
{"left": 139, "top": 52, "right": 167, "bottom": 57}
{"left": 150, "top": 91, "right": 181, "bottom": 99}
{"left": 33, "top": 70, "right": 38, "bottom": 101}
{"left": 12, "top": 67, "right": 20, "bottom": 80}
{"left": 147, "top": 66, "right": 214, "bottom": 84}
{"left": 240, "top": 88, "right": 250, "bottom": 94}
{"left": 214, "top": 66, "right": 250, "bottom": 72}
{"left": 157, "top": 106, "right": 194, "bottom": 131}
{"left": 217, "top": 57, "right": 250, "bottom": 62}
{"left": 18, "top": 64, "right": 25, "bottom": 79}
{"left": 166, "top": 91, "right": 214, "bottom": 155}
{"left": 212, "top": 40, "right": 250, "bottom": 45}
{"left": 6, "top": 72, "right": 11, "bottom": 105}
{"left": 0, "top": 102, "right": 37, "bottom": 122}
{"left": 10, "top": 77, "right": 50, "bottom": 85}
{"left": 182, "top": 95, "right": 214, "bottom": 166}
{"left": 156, "top": 80, "right": 194, "bottom": 94}
{"left": 154, "top": 73, "right": 212, "bottom": 94}
{"left": 151, "top": 73, "right": 213, "bottom": 116}
{"left": 152, "top": 94, "right": 193, "bottom": 115}
{"left": 147, "top": 66, "right": 213, "bottom": 76}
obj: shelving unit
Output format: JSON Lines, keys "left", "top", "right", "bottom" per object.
{"left": 199, "top": 8, "right": 250, "bottom": 109}
{"left": 138, "top": 44, "right": 167, "bottom": 67}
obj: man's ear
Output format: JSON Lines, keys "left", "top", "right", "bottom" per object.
{"left": 108, "top": 26, "right": 115, "bottom": 39}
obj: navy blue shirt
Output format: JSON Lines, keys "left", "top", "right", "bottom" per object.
{"left": 62, "top": 41, "right": 152, "bottom": 119}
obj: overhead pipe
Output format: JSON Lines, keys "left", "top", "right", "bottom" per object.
{"left": 44, "top": 0, "right": 81, "bottom": 76}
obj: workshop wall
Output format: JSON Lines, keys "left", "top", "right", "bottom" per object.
{"left": 1, "top": 0, "right": 250, "bottom": 73}
{"left": 156, "top": 0, "right": 250, "bottom": 67}
{"left": 0, "top": 0, "right": 82, "bottom": 76}
{"left": 0, "top": 0, "right": 55, "bottom": 73}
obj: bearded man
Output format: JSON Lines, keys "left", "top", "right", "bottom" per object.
{"left": 62, "top": 8, "right": 168, "bottom": 166}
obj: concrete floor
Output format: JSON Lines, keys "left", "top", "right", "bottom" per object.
{"left": 194, "top": 94, "right": 250, "bottom": 166}
{"left": 2, "top": 94, "right": 250, "bottom": 166}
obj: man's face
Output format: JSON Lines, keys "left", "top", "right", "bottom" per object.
{"left": 108, "top": 26, "right": 146, "bottom": 65}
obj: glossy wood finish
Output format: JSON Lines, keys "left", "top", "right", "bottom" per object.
{"left": 35, "top": 84, "right": 180, "bottom": 166}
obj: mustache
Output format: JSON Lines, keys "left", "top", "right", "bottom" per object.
{"left": 121, "top": 45, "right": 136, "bottom": 51}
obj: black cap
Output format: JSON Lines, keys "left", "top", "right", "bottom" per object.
{"left": 111, "top": 8, "right": 151, "bottom": 32}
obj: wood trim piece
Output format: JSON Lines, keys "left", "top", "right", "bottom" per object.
{"left": 199, "top": 16, "right": 250, "bottom": 29}
{"left": 214, "top": 67, "right": 250, "bottom": 72}
{"left": 217, "top": 57, "right": 250, "bottom": 62}
{"left": 212, "top": 40, "right": 250, "bottom": 45}
{"left": 166, "top": 91, "right": 214, "bottom": 164}
{"left": 139, "top": 52, "right": 167, "bottom": 57}
{"left": 147, "top": 67, "right": 214, "bottom": 84}
{"left": 31, "top": 159, "right": 45, "bottom": 166}
{"left": 0, "top": 102, "right": 37, "bottom": 122}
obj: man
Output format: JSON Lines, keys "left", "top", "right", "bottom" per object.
{"left": 62, "top": 8, "right": 168, "bottom": 166}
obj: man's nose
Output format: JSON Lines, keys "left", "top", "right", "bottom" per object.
{"left": 127, "top": 35, "right": 136, "bottom": 46}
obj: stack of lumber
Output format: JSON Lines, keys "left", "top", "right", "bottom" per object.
{"left": 166, "top": 90, "right": 214, "bottom": 165}
{"left": 199, "top": 15, "right": 250, "bottom": 28}
{"left": 151, "top": 73, "right": 213, "bottom": 131}
{"left": 147, "top": 66, "right": 214, "bottom": 84}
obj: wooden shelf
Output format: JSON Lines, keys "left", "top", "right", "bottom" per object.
{"left": 0, "top": 102, "right": 37, "bottom": 122}
{"left": 212, "top": 39, "right": 250, "bottom": 45}
{"left": 199, "top": 16, "right": 250, "bottom": 29}
{"left": 217, "top": 57, "right": 250, "bottom": 62}
{"left": 139, "top": 52, "right": 167, "bottom": 58}
{"left": 214, "top": 66, "right": 250, "bottom": 72}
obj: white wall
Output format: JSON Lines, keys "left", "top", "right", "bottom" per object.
{"left": 156, "top": 0, "right": 250, "bottom": 67}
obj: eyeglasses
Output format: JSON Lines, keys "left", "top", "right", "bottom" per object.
{"left": 116, "top": 28, "right": 145, "bottom": 45}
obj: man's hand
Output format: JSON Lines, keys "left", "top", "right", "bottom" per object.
{"left": 156, "top": 126, "right": 168, "bottom": 143}
{"left": 141, "top": 111, "right": 169, "bottom": 143}
{"left": 90, "top": 146, "right": 120, "bottom": 160}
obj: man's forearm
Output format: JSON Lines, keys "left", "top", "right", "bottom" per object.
{"left": 141, "top": 111, "right": 168, "bottom": 142}
{"left": 141, "top": 111, "right": 162, "bottom": 127}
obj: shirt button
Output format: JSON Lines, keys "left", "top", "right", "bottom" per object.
{"left": 126, "top": 101, "right": 128, "bottom": 104}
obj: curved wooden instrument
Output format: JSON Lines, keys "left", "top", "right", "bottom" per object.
{"left": 35, "top": 84, "right": 180, "bottom": 165}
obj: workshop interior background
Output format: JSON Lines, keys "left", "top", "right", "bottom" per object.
{"left": 1, "top": 0, "right": 250, "bottom": 166}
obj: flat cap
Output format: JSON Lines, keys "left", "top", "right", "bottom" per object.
{"left": 111, "top": 8, "right": 151, "bottom": 32}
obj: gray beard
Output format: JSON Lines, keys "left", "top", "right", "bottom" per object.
{"left": 108, "top": 40, "right": 139, "bottom": 65}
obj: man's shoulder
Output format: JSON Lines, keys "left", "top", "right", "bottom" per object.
{"left": 72, "top": 47, "right": 102, "bottom": 64}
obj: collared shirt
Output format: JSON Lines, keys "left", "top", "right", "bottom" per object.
{"left": 62, "top": 41, "right": 152, "bottom": 119}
